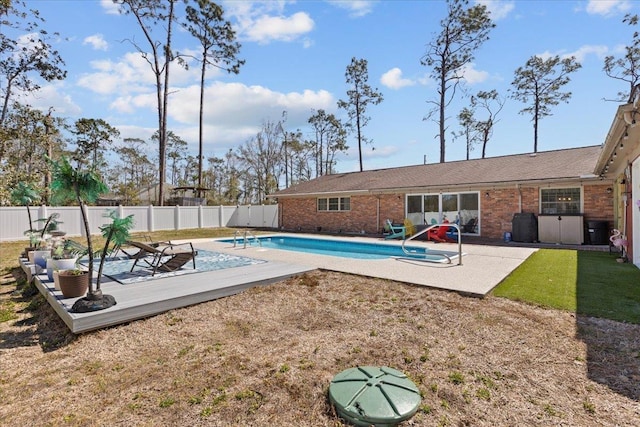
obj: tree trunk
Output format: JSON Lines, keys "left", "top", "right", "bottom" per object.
{"left": 356, "top": 100, "right": 363, "bottom": 172}
{"left": 96, "top": 228, "right": 114, "bottom": 293}
{"left": 198, "top": 52, "right": 206, "bottom": 197}
{"left": 26, "top": 205, "right": 33, "bottom": 233}
{"left": 482, "top": 128, "right": 489, "bottom": 159}
{"left": 439, "top": 68, "right": 447, "bottom": 163}
{"left": 160, "top": 1, "right": 176, "bottom": 205}
{"left": 0, "top": 78, "right": 13, "bottom": 127}
{"left": 76, "top": 192, "right": 95, "bottom": 298}
{"left": 533, "top": 97, "right": 539, "bottom": 153}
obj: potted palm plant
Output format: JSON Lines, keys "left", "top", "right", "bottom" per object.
{"left": 95, "top": 209, "right": 134, "bottom": 285}
{"left": 10, "top": 182, "right": 41, "bottom": 257}
{"left": 50, "top": 156, "right": 117, "bottom": 311}
{"left": 58, "top": 211, "right": 134, "bottom": 303}
{"left": 34, "top": 213, "right": 64, "bottom": 239}
{"left": 32, "top": 213, "right": 64, "bottom": 270}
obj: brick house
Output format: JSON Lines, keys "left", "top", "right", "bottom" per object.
{"left": 270, "top": 145, "right": 616, "bottom": 246}
{"left": 597, "top": 96, "right": 640, "bottom": 267}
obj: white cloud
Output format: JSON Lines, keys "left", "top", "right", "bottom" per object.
{"left": 224, "top": 1, "right": 315, "bottom": 44}
{"left": 83, "top": 34, "right": 108, "bottom": 51}
{"left": 100, "top": 0, "right": 120, "bottom": 15}
{"left": 109, "top": 93, "right": 156, "bottom": 114}
{"left": 108, "top": 81, "right": 335, "bottom": 149}
{"left": 459, "top": 63, "right": 489, "bottom": 84}
{"left": 245, "top": 11, "right": 315, "bottom": 43}
{"left": 536, "top": 45, "right": 609, "bottom": 63}
{"left": 362, "top": 144, "right": 399, "bottom": 159}
{"left": 20, "top": 83, "right": 82, "bottom": 117}
{"left": 327, "top": 0, "right": 377, "bottom": 18}
{"left": 77, "top": 51, "right": 203, "bottom": 97}
{"left": 77, "top": 53, "right": 154, "bottom": 95}
{"left": 476, "top": 0, "right": 515, "bottom": 21}
{"left": 380, "top": 68, "right": 415, "bottom": 89}
{"left": 15, "top": 32, "right": 41, "bottom": 54}
{"left": 415, "top": 64, "right": 488, "bottom": 87}
{"left": 72, "top": 43, "right": 338, "bottom": 151}
{"left": 169, "top": 82, "right": 334, "bottom": 127}
{"left": 416, "top": 73, "right": 433, "bottom": 86}
{"left": 565, "top": 45, "right": 609, "bottom": 62}
{"left": 585, "top": 0, "right": 632, "bottom": 16}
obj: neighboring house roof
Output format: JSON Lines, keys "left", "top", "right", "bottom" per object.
{"left": 270, "top": 145, "right": 604, "bottom": 197}
{"left": 137, "top": 183, "right": 174, "bottom": 201}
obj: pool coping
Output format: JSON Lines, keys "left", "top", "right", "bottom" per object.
{"left": 25, "top": 233, "right": 537, "bottom": 333}
{"left": 204, "top": 234, "right": 538, "bottom": 296}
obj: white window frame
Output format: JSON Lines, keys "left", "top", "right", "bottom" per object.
{"left": 539, "top": 187, "right": 583, "bottom": 215}
{"left": 317, "top": 196, "right": 351, "bottom": 212}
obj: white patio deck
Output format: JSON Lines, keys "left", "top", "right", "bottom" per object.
{"left": 25, "top": 234, "right": 537, "bottom": 334}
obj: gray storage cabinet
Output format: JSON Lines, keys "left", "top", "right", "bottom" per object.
{"left": 538, "top": 215, "right": 584, "bottom": 244}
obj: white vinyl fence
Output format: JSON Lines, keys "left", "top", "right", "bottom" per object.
{"left": 0, "top": 204, "right": 279, "bottom": 242}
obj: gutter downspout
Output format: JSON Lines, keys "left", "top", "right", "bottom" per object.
{"left": 517, "top": 184, "right": 523, "bottom": 213}
{"left": 376, "top": 196, "right": 380, "bottom": 233}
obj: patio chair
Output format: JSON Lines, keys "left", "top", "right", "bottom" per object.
{"left": 114, "top": 234, "right": 159, "bottom": 258}
{"left": 462, "top": 217, "right": 477, "bottom": 233}
{"left": 427, "top": 221, "right": 455, "bottom": 243}
{"left": 128, "top": 240, "right": 198, "bottom": 276}
{"left": 403, "top": 218, "right": 416, "bottom": 236}
{"left": 384, "top": 219, "right": 406, "bottom": 240}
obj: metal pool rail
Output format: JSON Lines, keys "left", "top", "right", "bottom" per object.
{"left": 401, "top": 223, "right": 463, "bottom": 265}
{"left": 232, "top": 230, "right": 262, "bottom": 248}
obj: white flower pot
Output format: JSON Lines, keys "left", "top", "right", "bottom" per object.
{"left": 53, "top": 258, "right": 78, "bottom": 271}
{"left": 33, "top": 250, "right": 51, "bottom": 269}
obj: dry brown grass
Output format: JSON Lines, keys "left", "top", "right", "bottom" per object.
{"left": 1, "top": 262, "right": 639, "bottom": 426}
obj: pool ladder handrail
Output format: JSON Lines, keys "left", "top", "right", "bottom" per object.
{"left": 233, "top": 230, "right": 262, "bottom": 248}
{"left": 401, "top": 223, "right": 462, "bottom": 265}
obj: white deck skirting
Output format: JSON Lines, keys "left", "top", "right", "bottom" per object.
{"left": 23, "top": 257, "right": 313, "bottom": 334}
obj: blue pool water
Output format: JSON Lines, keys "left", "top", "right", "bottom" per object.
{"left": 219, "top": 235, "right": 459, "bottom": 261}
{"left": 82, "top": 250, "right": 266, "bottom": 284}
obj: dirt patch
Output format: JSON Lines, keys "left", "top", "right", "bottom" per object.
{"left": 0, "top": 270, "right": 638, "bottom": 426}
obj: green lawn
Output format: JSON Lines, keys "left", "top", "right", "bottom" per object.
{"left": 492, "top": 249, "right": 640, "bottom": 324}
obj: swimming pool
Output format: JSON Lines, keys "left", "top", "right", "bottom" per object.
{"left": 219, "top": 235, "right": 460, "bottom": 262}
{"left": 83, "top": 250, "right": 267, "bottom": 284}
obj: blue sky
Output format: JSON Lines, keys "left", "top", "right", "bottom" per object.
{"left": 16, "top": 0, "right": 640, "bottom": 172}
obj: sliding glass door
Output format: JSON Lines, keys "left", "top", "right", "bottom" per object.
{"left": 423, "top": 195, "right": 439, "bottom": 225}
{"left": 459, "top": 193, "right": 479, "bottom": 233}
{"left": 406, "top": 192, "right": 479, "bottom": 234}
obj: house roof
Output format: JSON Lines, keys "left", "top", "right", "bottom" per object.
{"left": 270, "top": 145, "right": 604, "bottom": 198}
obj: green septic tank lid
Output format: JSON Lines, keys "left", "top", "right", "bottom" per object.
{"left": 328, "top": 366, "right": 421, "bottom": 427}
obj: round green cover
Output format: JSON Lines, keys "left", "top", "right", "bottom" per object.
{"left": 328, "top": 366, "right": 421, "bottom": 426}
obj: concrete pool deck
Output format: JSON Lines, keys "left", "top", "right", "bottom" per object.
{"left": 27, "top": 234, "right": 538, "bottom": 333}
{"left": 202, "top": 234, "right": 539, "bottom": 296}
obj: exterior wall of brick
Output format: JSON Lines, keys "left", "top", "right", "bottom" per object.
{"left": 280, "top": 194, "right": 406, "bottom": 234}
{"left": 480, "top": 188, "right": 518, "bottom": 238}
{"left": 583, "top": 184, "right": 615, "bottom": 223}
{"left": 278, "top": 183, "right": 614, "bottom": 240}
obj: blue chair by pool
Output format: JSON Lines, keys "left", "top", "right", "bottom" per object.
{"left": 384, "top": 219, "right": 406, "bottom": 240}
